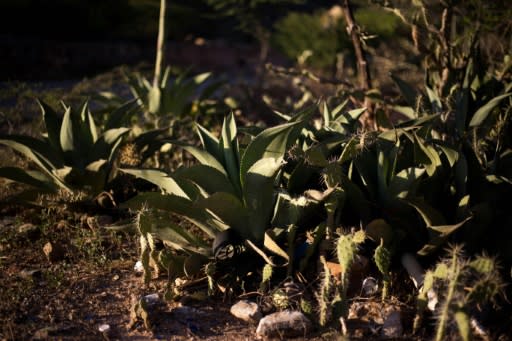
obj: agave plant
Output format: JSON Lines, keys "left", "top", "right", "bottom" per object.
{"left": 125, "top": 66, "right": 226, "bottom": 129}
{"left": 121, "top": 110, "right": 312, "bottom": 258}
{"left": 0, "top": 99, "right": 131, "bottom": 198}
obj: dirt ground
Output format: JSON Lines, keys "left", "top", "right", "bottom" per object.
{"left": 0, "top": 207, "right": 259, "bottom": 341}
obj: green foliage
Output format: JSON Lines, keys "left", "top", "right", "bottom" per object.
{"left": 272, "top": 6, "right": 405, "bottom": 69}
{"left": 0, "top": 100, "right": 131, "bottom": 199}
{"left": 273, "top": 11, "right": 345, "bottom": 69}
{"left": 125, "top": 67, "right": 226, "bottom": 130}
{"left": 414, "top": 245, "right": 504, "bottom": 341}
{"left": 121, "top": 110, "right": 312, "bottom": 260}
{"left": 374, "top": 238, "right": 392, "bottom": 301}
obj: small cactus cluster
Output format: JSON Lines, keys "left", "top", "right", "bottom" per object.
{"left": 317, "top": 255, "right": 335, "bottom": 326}
{"left": 374, "top": 238, "right": 392, "bottom": 301}
{"left": 316, "top": 229, "right": 366, "bottom": 327}
{"left": 414, "top": 245, "right": 505, "bottom": 341}
{"left": 260, "top": 263, "right": 273, "bottom": 291}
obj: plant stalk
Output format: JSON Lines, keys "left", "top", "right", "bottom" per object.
{"left": 341, "top": 0, "right": 374, "bottom": 129}
{"left": 153, "top": 0, "right": 167, "bottom": 87}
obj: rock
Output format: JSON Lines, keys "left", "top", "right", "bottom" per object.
{"left": 256, "top": 310, "right": 312, "bottom": 339}
{"left": 230, "top": 300, "right": 262, "bottom": 324}
{"left": 98, "top": 324, "right": 111, "bottom": 333}
{"left": 43, "top": 241, "right": 66, "bottom": 262}
{"left": 134, "top": 260, "right": 144, "bottom": 274}
{"left": 17, "top": 223, "right": 40, "bottom": 241}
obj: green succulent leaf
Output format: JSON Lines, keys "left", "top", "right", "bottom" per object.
{"left": 174, "top": 164, "right": 236, "bottom": 195}
{"left": 195, "top": 192, "right": 250, "bottom": 239}
{"left": 240, "top": 111, "right": 312, "bottom": 185}
{"left": 122, "top": 192, "right": 218, "bottom": 238}
{"left": 196, "top": 123, "right": 223, "bottom": 162}
{"left": 0, "top": 167, "right": 58, "bottom": 192}
{"left": 148, "top": 86, "right": 162, "bottom": 114}
{"left": 469, "top": 92, "right": 512, "bottom": 127}
{"left": 104, "top": 99, "right": 140, "bottom": 130}
{"left": 413, "top": 133, "right": 442, "bottom": 176}
{"left": 91, "top": 128, "right": 131, "bottom": 163}
{"left": 243, "top": 157, "right": 284, "bottom": 241}
{"left": 220, "top": 112, "right": 241, "bottom": 195}
{"left": 37, "top": 99, "right": 62, "bottom": 153}
{"left": 120, "top": 168, "right": 190, "bottom": 198}
{"left": 387, "top": 167, "right": 425, "bottom": 199}
{"left": 59, "top": 105, "right": 75, "bottom": 154}
{"left": 408, "top": 198, "right": 447, "bottom": 226}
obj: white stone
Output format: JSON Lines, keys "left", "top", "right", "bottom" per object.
{"left": 256, "top": 310, "right": 312, "bottom": 338}
{"left": 230, "top": 300, "right": 262, "bottom": 324}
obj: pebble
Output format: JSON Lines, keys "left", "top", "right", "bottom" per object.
{"left": 43, "top": 241, "right": 66, "bottom": 262}
{"left": 17, "top": 223, "right": 40, "bottom": 241}
{"left": 98, "top": 324, "right": 110, "bottom": 333}
{"left": 230, "top": 300, "right": 262, "bottom": 324}
{"left": 256, "top": 310, "right": 312, "bottom": 339}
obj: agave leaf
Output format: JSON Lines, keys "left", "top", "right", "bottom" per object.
{"left": 338, "top": 137, "right": 359, "bottom": 164}
{"left": 244, "top": 157, "right": 284, "bottom": 242}
{"left": 104, "top": 99, "right": 140, "bottom": 130}
{"left": 330, "top": 99, "right": 349, "bottom": 120}
{"left": 353, "top": 150, "right": 378, "bottom": 200}
{"left": 417, "top": 216, "right": 472, "bottom": 256}
{"left": 121, "top": 192, "right": 218, "bottom": 238}
{"left": 120, "top": 168, "right": 190, "bottom": 198}
{"left": 469, "top": 92, "right": 512, "bottom": 127}
{"left": 345, "top": 107, "right": 367, "bottom": 122}
{"left": 0, "top": 135, "right": 64, "bottom": 170}
{"left": 240, "top": 119, "right": 307, "bottom": 185}
{"left": 0, "top": 167, "right": 58, "bottom": 192}
{"left": 90, "top": 128, "right": 130, "bottom": 164}
{"left": 160, "top": 66, "right": 172, "bottom": 87}
{"left": 322, "top": 101, "right": 330, "bottom": 126}
{"left": 0, "top": 136, "right": 70, "bottom": 191}
{"left": 37, "top": 99, "right": 62, "bottom": 153}
{"left": 393, "top": 105, "right": 416, "bottom": 120}
{"left": 195, "top": 192, "right": 250, "bottom": 239}
{"left": 408, "top": 198, "right": 446, "bottom": 227}
{"left": 82, "top": 101, "right": 98, "bottom": 145}
{"left": 387, "top": 167, "right": 425, "bottom": 199}
{"left": 220, "top": 113, "right": 241, "bottom": 195}
{"left": 413, "top": 133, "right": 441, "bottom": 176}
{"left": 148, "top": 86, "right": 162, "bottom": 114}
{"left": 425, "top": 85, "right": 442, "bottom": 113}
{"left": 196, "top": 123, "right": 222, "bottom": 162}
{"left": 434, "top": 141, "right": 459, "bottom": 168}
{"left": 192, "top": 72, "right": 212, "bottom": 85}
{"left": 60, "top": 106, "right": 75, "bottom": 154}
{"left": 148, "top": 216, "right": 210, "bottom": 255}
{"left": 174, "top": 164, "right": 235, "bottom": 195}
{"left": 172, "top": 143, "right": 226, "bottom": 176}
